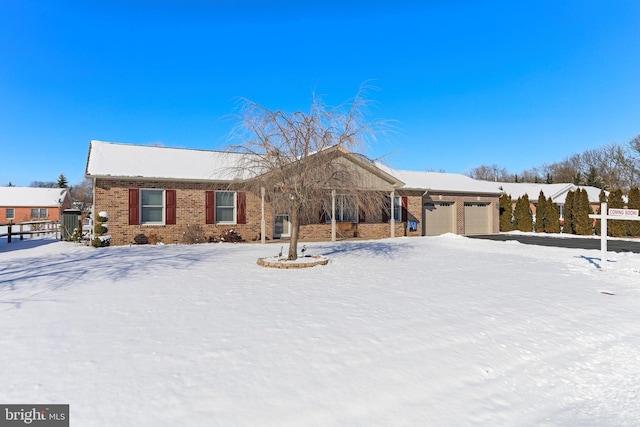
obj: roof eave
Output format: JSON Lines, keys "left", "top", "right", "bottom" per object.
{"left": 421, "top": 188, "right": 503, "bottom": 196}
{"left": 86, "top": 174, "right": 241, "bottom": 184}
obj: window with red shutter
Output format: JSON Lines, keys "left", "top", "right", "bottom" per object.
{"left": 236, "top": 191, "right": 246, "bottom": 224}
{"left": 205, "top": 191, "right": 215, "bottom": 224}
{"left": 166, "top": 190, "right": 176, "bottom": 225}
{"left": 129, "top": 188, "right": 140, "bottom": 225}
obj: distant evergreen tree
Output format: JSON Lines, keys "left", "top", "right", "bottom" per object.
{"left": 536, "top": 191, "right": 547, "bottom": 232}
{"left": 57, "top": 173, "right": 68, "bottom": 188}
{"left": 6, "top": 182, "right": 15, "bottom": 187}
{"left": 628, "top": 187, "right": 640, "bottom": 237}
{"left": 547, "top": 196, "right": 561, "bottom": 233}
{"left": 608, "top": 188, "right": 626, "bottom": 237}
{"left": 545, "top": 173, "right": 553, "bottom": 184}
{"left": 572, "top": 172, "right": 583, "bottom": 186}
{"left": 499, "top": 194, "right": 514, "bottom": 231}
{"left": 585, "top": 166, "right": 604, "bottom": 189}
{"left": 564, "top": 190, "right": 575, "bottom": 234}
{"left": 574, "top": 189, "right": 593, "bottom": 235}
{"left": 514, "top": 194, "right": 533, "bottom": 232}
{"left": 594, "top": 189, "right": 607, "bottom": 235}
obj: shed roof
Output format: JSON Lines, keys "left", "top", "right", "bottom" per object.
{"left": 0, "top": 187, "right": 69, "bottom": 207}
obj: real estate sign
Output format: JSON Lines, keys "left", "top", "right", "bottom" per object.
{"left": 608, "top": 208, "right": 639, "bottom": 217}
{"left": 590, "top": 203, "right": 640, "bottom": 270}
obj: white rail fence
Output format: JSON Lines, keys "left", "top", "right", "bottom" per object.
{"left": 0, "top": 220, "right": 59, "bottom": 243}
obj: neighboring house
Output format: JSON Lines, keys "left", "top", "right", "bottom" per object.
{"left": 85, "top": 140, "right": 502, "bottom": 246}
{"left": 497, "top": 182, "right": 604, "bottom": 219}
{"left": 0, "top": 187, "right": 72, "bottom": 223}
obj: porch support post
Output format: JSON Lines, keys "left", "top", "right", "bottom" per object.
{"left": 600, "top": 202, "right": 607, "bottom": 269}
{"left": 331, "top": 189, "right": 336, "bottom": 242}
{"left": 91, "top": 177, "right": 96, "bottom": 242}
{"left": 261, "top": 187, "right": 266, "bottom": 244}
{"left": 390, "top": 190, "right": 396, "bottom": 238}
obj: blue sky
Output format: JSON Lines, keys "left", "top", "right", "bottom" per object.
{"left": 1, "top": 1, "right": 639, "bottom": 187}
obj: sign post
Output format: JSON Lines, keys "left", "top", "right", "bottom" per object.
{"left": 589, "top": 202, "right": 640, "bottom": 270}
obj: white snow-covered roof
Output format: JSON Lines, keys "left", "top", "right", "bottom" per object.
{"left": 85, "top": 140, "right": 503, "bottom": 195}
{"left": 498, "top": 182, "right": 603, "bottom": 204}
{"left": 0, "top": 187, "right": 68, "bottom": 207}
{"left": 576, "top": 185, "right": 606, "bottom": 203}
{"left": 85, "top": 140, "right": 257, "bottom": 181}
{"left": 376, "top": 164, "right": 503, "bottom": 194}
{"left": 498, "top": 183, "right": 573, "bottom": 203}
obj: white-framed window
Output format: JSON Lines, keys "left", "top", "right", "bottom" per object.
{"left": 141, "top": 189, "right": 164, "bottom": 225}
{"left": 388, "top": 196, "right": 401, "bottom": 222}
{"left": 215, "top": 191, "right": 236, "bottom": 224}
{"left": 6, "top": 208, "right": 15, "bottom": 220}
{"left": 327, "top": 194, "right": 358, "bottom": 223}
{"left": 31, "top": 208, "right": 48, "bottom": 219}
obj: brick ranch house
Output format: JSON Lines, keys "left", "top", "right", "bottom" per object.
{"left": 85, "top": 140, "right": 502, "bottom": 246}
{"left": 0, "top": 187, "right": 72, "bottom": 223}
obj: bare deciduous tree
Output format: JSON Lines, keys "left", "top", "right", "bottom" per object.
{"left": 227, "top": 87, "right": 389, "bottom": 260}
{"left": 71, "top": 177, "right": 94, "bottom": 213}
{"left": 467, "top": 164, "right": 510, "bottom": 181}
{"left": 582, "top": 143, "right": 628, "bottom": 190}
{"left": 466, "top": 134, "right": 640, "bottom": 191}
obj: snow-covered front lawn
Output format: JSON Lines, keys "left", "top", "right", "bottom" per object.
{"left": 1, "top": 235, "right": 639, "bottom": 426}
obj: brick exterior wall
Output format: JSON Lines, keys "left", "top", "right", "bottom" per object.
{"left": 95, "top": 179, "right": 430, "bottom": 245}
{"left": 94, "top": 178, "right": 499, "bottom": 245}
{"left": 298, "top": 192, "right": 424, "bottom": 240}
{"left": 94, "top": 179, "right": 271, "bottom": 246}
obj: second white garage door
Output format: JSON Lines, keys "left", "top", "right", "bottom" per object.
{"left": 464, "top": 202, "right": 491, "bottom": 234}
{"left": 424, "top": 202, "right": 455, "bottom": 235}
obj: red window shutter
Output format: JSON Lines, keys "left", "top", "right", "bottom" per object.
{"left": 129, "top": 188, "right": 140, "bottom": 225}
{"left": 402, "top": 196, "right": 408, "bottom": 222}
{"left": 205, "top": 191, "right": 215, "bottom": 224}
{"left": 166, "top": 190, "right": 176, "bottom": 225}
{"left": 236, "top": 191, "right": 246, "bottom": 224}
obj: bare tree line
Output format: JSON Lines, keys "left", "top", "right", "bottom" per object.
{"left": 467, "top": 134, "right": 640, "bottom": 191}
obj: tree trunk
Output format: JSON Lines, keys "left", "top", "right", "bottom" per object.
{"left": 287, "top": 205, "right": 301, "bottom": 260}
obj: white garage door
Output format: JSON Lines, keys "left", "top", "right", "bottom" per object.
{"left": 464, "top": 203, "right": 490, "bottom": 235}
{"left": 424, "top": 202, "right": 455, "bottom": 235}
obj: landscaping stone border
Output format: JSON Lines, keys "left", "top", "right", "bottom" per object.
{"left": 257, "top": 255, "right": 329, "bottom": 269}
